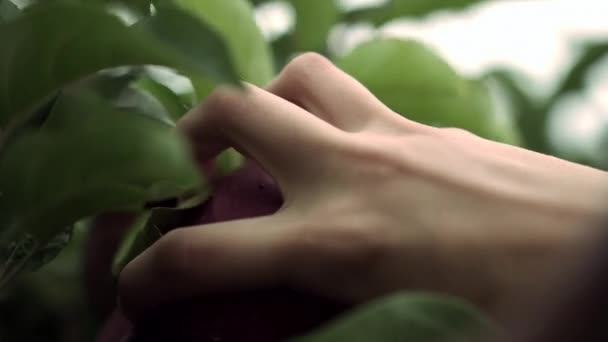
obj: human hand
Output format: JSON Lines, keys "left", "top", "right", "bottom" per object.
{"left": 119, "top": 53, "right": 608, "bottom": 320}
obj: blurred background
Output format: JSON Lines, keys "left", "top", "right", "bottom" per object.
{"left": 252, "top": 0, "right": 608, "bottom": 167}
{"left": 1, "top": 0, "right": 607, "bottom": 341}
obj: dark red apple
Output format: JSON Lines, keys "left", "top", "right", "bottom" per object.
{"left": 95, "top": 160, "right": 347, "bottom": 342}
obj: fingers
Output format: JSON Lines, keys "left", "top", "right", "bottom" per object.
{"left": 118, "top": 214, "right": 295, "bottom": 320}
{"left": 266, "top": 53, "right": 414, "bottom": 133}
{"left": 178, "top": 84, "right": 343, "bottom": 188}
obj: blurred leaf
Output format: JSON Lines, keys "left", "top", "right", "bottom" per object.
{"left": 136, "top": 2, "right": 242, "bottom": 84}
{"left": 0, "top": 1, "right": 238, "bottom": 133}
{"left": 0, "top": 92, "right": 203, "bottom": 286}
{"left": 111, "top": 0, "right": 151, "bottom": 15}
{"left": 113, "top": 85, "right": 175, "bottom": 124}
{"left": 133, "top": 76, "right": 189, "bottom": 122}
{"left": 77, "top": 67, "right": 143, "bottom": 100}
{"left": 0, "top": 0, "right": 19, "bottom": 22}
{"left": 268, "top": 0, "right": 340, "bottom": 68}
{"left": 10, "top": 229, "right": 72, "bottom": 274}
{"left": 249, "top": 0, "right": 269, "bottom": 5}
{"left": 483, "top": 69, "right": 541, "bottom": 149}
{"left": 496, "top": 42, "right": 608, "bottom": 154}
{"left": 552, "top": 42, "right": 608, "bottom": 100}
{"left": 214, "top": 147, "right": 245, "bottom": 177}
{"left": 599, "top": 131, "right": 608, "bottom": 170}
{"left": 467, "top": 78, "right": 522, "bottom": 145}
{"left": 75, "top": 68, "right": 180, "bottom": 123}
{"left": 0, "top": 222, "right": 93, "bottom": 341}
{"left": 111, "top": 212, "right": 158, "bottom": 276}
{"left": 270, "top": 33, "right": 296, "bottom": 70}
{"left": 345, "top": 0, "right": 484, "bottom": 25}
{"left": 484, "top": 70, "right": 536, "bottom": 116}
{"left": 546, "top": 42, "right": 608, "bottom": 156}
{"left": 291, "top": 292, "right": 496, "bottom": 342}
{"left": 168, "top": 0, "right": 274, "bottom": 99}
{"left": 336, "top": 38, "right": 495, "bottom": 138}
{"left": 290, "top": 0, "right": 339, "bottom": 53}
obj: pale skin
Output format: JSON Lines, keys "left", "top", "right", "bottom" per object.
{"left": 119, "top": 53, "right": 608, "bottom": 321}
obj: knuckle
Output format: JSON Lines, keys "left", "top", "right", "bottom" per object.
{"left": 287, "top": 52, "right": 332, "bottom": 75}
{"left": 279, "top": 53, "right": 332, "bottom": 91}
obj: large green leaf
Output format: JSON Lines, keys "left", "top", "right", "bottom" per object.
{"left": 291, "top": 292, "right": 495, "bottom": 342}
{"left": 345, "top": 0, "right": 485, "bottom": 25}
{"left": 169, "top": 0, "right": 274, "bottom": 99}
{"left": 0, "top": 0, "right": 19, "bottom": 23}
{"left": 0, "top": 1, "right": 238, "bottom": 130}
{"left": 0, "top": 92, "right": 203, "bottom": 286}
{"left": 336, "top": 38, "right": 495, "bottom": 138}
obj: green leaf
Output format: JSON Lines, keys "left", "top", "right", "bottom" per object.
{"left": 551, "top": 42, "right": 608, "bottom": 100}
{"left": 136, "top": 3, "right": 240, "bottom": 85}
{"left": 111, "top": 211, "right": 159, "bottom": 276}
{"left": 214, "top": 147, "right": 245, "bottom": 177}
{"left": 0, "top": 228, "right": 72, "bottom": 289}
{"left": 133, "top": 76, "right": 189, "bottom": 122}
{"left": 77, "top": 67, "right": 144, "bottom": 100}
{"left": 169, "top": 0, "right": 274, "bottom": 97}
{"left": 249, "top": 0, "right": 269, "bottom": 5}
{"left": 0, "top": 0, "right": 19, "bottom": 23}
{"left": 290, "top": 0, "right": 339, "bottom": 53}
{"left": 109, "top": 0, "right": 151, "bottom": 16}
{"left": 112, "top": 192, "right": 209, "bottom": 275}
{"left": 345, "top": 0, "right": 485, "bottom": 25}
{"left": 268, "top": 0, "right": 340, "bottom": 68}
{"left": 19, "top": 229, "right": 72, "bottom": 273}
{"left": 599, "top": 132, "right": 608, "bottom": 169}
{"left": 72, "top": 67, "right": 182, "bottom": 123}
{"left": 291, "top": 292, "right": 496, "bottom": 342}
{"left": 482, "top": 69, "right": 536, "bottom": 147}
{"left": 336, "top": 38, "right": 495, "bottom": 138}
{"left": 0, "top": 1, "right": 238, "bottom": 129}
{"left": 114, "top": 85, "right": 175, "bottom": 124}
{"left": 0, "top": 92, "right": 203, "bottom": 285}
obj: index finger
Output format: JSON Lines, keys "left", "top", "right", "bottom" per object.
{"left": 177, "top": 84, "right": 344, "bottom": 190}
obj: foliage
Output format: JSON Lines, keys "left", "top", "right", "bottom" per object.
{"left": 486, "top": 41, "right": 608, "bottom": 157}
{"left": 292, "top": 292, "right": 497, "bottom": 342}
{"left": 336, "top": 38, "right": 500, "bottom": 141}
{"left": 343, "top": 0, "right": 486, "bottom": 24}
{"left": 0, "top": 0, "right": 606, "bottom": 341}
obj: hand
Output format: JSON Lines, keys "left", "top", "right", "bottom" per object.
{"left": 119, "top": 53, "right": 608, "bottom": 320}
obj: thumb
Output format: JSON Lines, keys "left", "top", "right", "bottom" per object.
{"left": 117, "top": 213, "right": 298, "bottom": 321}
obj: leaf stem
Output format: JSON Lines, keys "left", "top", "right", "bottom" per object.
{"left": 0, "top": 241, "right": 38, "bottom": 290}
